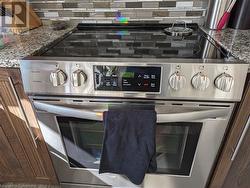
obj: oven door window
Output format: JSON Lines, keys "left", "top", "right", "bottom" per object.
{"left": 57, "top": 117, "right": 202, "bottom": 176}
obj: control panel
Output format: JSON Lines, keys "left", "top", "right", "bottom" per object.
{"left": 94, "top": 66, "right": 161, "bottom": 92}
{"left": 20, "top": 59, "right": 248, "bottom": 101}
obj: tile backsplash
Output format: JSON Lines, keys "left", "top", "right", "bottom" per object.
{"left": 29, "top": 0, "right": 209, "bottom": 25}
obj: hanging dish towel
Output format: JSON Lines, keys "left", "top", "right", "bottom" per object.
{"left": 99, "top": 108, "right": 157, "bottom": 185}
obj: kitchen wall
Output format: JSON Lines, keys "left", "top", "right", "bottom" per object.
{"left": 29, "top": 0, "right": 209, "bottom": 25}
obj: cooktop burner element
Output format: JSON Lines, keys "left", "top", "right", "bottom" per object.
{"left": 40, "top": 23, "right": 226, "bottom": 59}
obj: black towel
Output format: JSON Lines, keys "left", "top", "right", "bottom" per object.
{"left": 99, "top": 108, "right": 157, "bottom": 185}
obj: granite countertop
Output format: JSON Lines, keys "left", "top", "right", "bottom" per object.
{"left": 0, "top": 26, "right": 75, "bottom": 68}
{"left": 202, "top": 27, "right": 250, "bottom": 64}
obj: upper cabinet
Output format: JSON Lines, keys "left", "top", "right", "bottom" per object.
{"left": 0, "top": 68, "right": 57, "bottom": 184}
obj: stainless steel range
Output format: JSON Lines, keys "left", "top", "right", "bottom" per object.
{"left": 20, "top": 23, "right": 248, "bottom": 188}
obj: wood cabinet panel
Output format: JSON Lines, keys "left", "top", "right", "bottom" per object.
{"left": 208, "top": 75, "right": 250, "bottom": 188}
{"left": 0, "top": 77, "right": 34, "bottom": 181}
{"left": 0, "top": 126, "right": 24, "bottom": 179}
{"left": 0, "top": 68, "right": 58, "bottom": 184}
{"left": 0, "top": 75, "right": 46, "bottom": 177}
{"left": 222, "top": 118, "right": 250, "bottom": 188}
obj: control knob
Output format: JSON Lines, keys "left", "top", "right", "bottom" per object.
{"left": 191, "top": 72, "right": 210, "bottom": 91}
{"left": 72, "top": 70, "right": 87, "bottom": 87}
{"left": 215, "top": 73, "right": 234, "bottom": 92}
{"left": 50, "top": 69, "right": 67, "bottom": 87}
{"left": 169, "top": 72, "right": 187, "bottom": 90}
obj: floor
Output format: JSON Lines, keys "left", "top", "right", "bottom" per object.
{"left": 0, "top": 184, "right": 60, "bottom": 188}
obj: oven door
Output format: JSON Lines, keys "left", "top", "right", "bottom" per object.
{"left": 33, "top": 98, "right": 233, "bottom": 188}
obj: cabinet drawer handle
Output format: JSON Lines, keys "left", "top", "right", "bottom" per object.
{"left": 231, "top": 116, "right": 250, "bottom": 161}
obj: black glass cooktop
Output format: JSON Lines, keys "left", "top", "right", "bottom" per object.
{"left": 40, "top": 23, "right": 227, "bottom": 59}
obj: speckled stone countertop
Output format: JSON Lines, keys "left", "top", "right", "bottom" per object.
{"left": 202, "top": 27, "right": 250, "bottom": 64}
{"left": 0, "top": 26, "right": 75, "bottom": 68}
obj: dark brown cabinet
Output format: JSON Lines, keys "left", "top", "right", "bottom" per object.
{"left": 223, "top": 117, "right": 250, "bottom": 188}
{"left": 0, "top": 68, "right": 58, "bottom": 184}
{"left": 209, "top": 76, "right": 250, "bottom": 188}
{"left": 0, "top": 125, "right": 26, "bottom": 180}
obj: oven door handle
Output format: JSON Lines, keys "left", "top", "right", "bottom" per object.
{"left": 157, "top": 108, "right": 230, "bottom": 123}
{"left": 33, "top": 101, "right": 230, "bottom": 123}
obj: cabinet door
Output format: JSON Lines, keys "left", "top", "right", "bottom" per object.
{"left": 0, "top": 68, "right": 57, "bottom": 184}
{"left": 222, "top": 82, "right": 250, "bottom": 188}
{"left": 0, "top": 123, "right": 26, "bottom": 181}
{"left": 209, "top": 76, "right": 250, "bottom": 188}
{"left": 223, "top": 117, "right": 250, "bottom": 188}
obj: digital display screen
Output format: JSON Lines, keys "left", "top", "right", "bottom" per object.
{"left": 122, "top": 72, "right": 135, "bottom": 78}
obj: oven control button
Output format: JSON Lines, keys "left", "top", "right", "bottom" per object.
{"left": 215, "top": 73, "right": 234, "bottom": 92}
{"left": 191, "top": 72, "right": 210, "bottom": 91}
{"left": 169, "top": 72, "right": 186, "bottom": 90}
{"left": 50, "top": 69, "right": 67, "bottom": 87}
{"left": 72, "top": 70, "right": 87, "bottom": 87}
